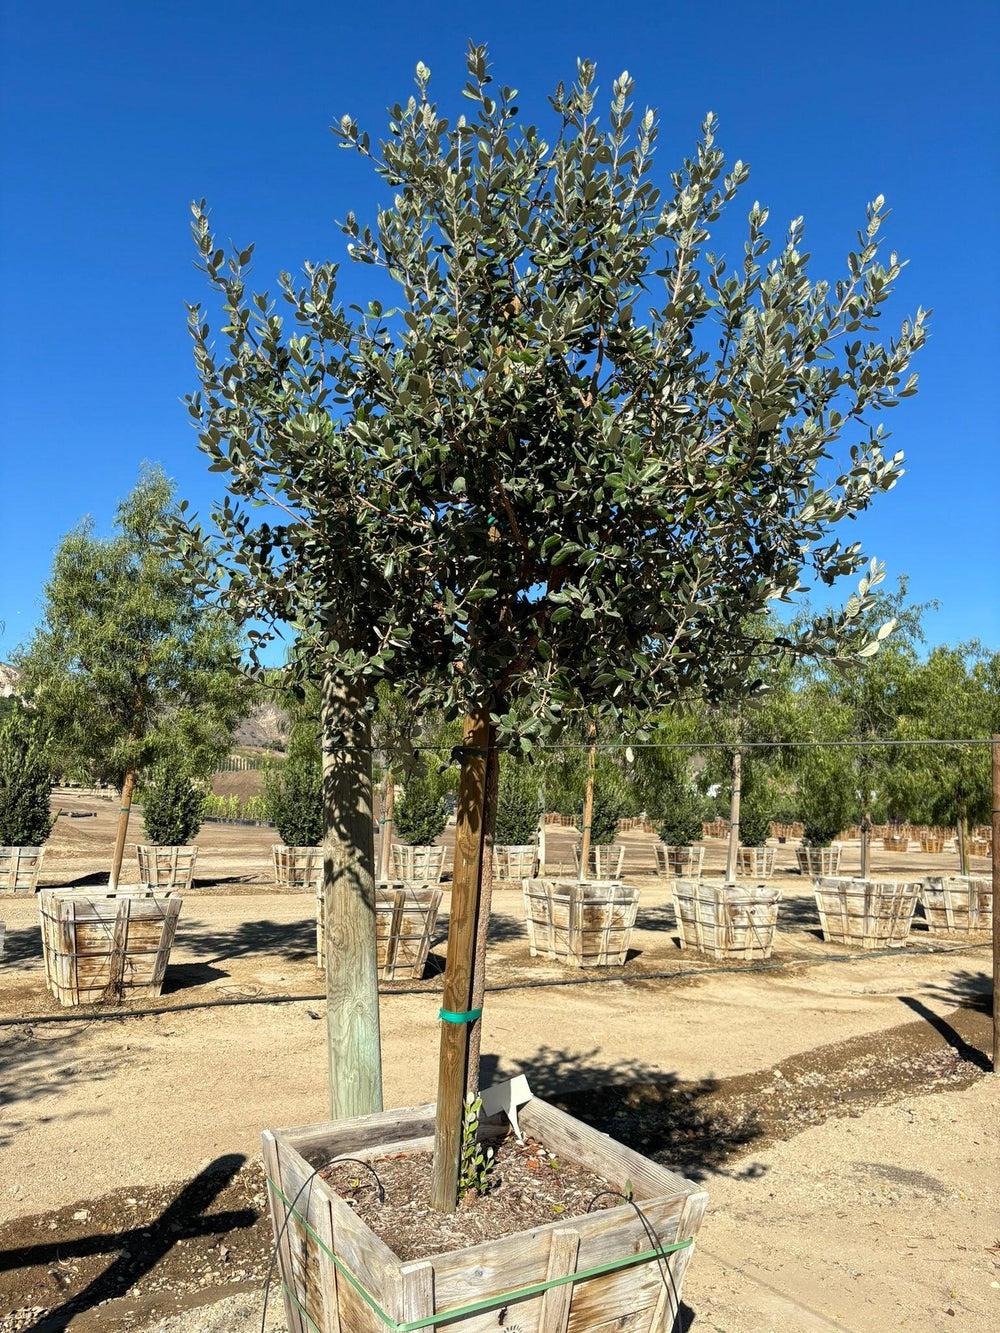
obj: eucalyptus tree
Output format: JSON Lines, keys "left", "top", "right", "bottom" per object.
{"left": 15, "top": 467, "right": 249, "bottom": 888}
{"left": 179, "top": 46, "right": 926, "bottom": 1206}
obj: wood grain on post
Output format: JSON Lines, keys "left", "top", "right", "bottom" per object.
{"left": 725, "top": 750, "right": 742, "bottom": 882}
{"left": 432, "top": 707, "right": 491, "bottom": 1213}
{"left": 321, "top": 670, "right": 383, "bottom": 1120}
{"left": 579, "top": 734, "right": 597, "bottom": 883}
{"left": 957, "top": 814, "right": 968, "bottom": 877}
{"left": 992, "top": 736, "right": 1000, "bottom": 1072}
{"left": 378, "top": 768, "right": 395, "bottom": 884}
{"left": 109, "top": 769, "right": 135, "bottom": 891}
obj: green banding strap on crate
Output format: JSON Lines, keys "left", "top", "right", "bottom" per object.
{"left": 438, "top": 1006, "right": 482, "bottom": 1024}
{"left": 268, "top": 1178, "right": 692, "bottom": 1332}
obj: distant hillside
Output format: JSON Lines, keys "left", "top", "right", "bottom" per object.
{"left": 234, "top": 699, "right": 290, "bottom": 750}
{"left": 0, "top": 663, "right": 21, "bottom": 698}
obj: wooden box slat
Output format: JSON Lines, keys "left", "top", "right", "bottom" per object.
{"left": 390, "top": 845, "right": 446, "bottom": 882}
{"left": 0, "top": 846, "right": 45, "bottom": 893}
{"left": 672, "top": 879, "right": 780, "bottom": 960}
{"left": 523, "top": 880, "right": 639, "bottom": 967}
{"left": 137, "top": 845, "right": 198, "bottom": 892}
{"left": 813, "top": 877, "right": 918, "bottom": 949}
{"left": 652, "top": 845, "right": 704, "bottom": 879}
{"left": 265, "top": 1096, "right": 706, "bottom": 1333}
{"left": 795, "top": 846, "right": 842, "bottom": 877}
{"left": 736, "top": 846, "right": 776, "bottom": 877}
{"left": 493, "top": 845, "right": 539, "bottom": 880}
{"left": 38, "top": 890, "right": 182, "bottom": 1006}
{"left": 273, "top": 845, "right": 323, "bottom": 891}
{"left": 316, "top": 883, "right": 442, "bottom": 979}
{"left": 572, "top": 844, "right": 626, "bottom": 879}
{"left": 920, "top": 876, "right": 992, "bottom": 934}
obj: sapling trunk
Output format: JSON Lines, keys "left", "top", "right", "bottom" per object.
{"left": 465, "top": 732, "right": 499, "bottom": 1097}
{"left": 109, "top": 769, "right": 135, "bottom": 891}
{"left": 957, "top": 811, "right": 968, "bottom": 876}
{"left": 321, "top": 668, "right": 383, "bottom": 1120}
{"left": 378, "top": 767, "right": 395, "bottom": 882}
{"left": 579, "top": 735, "right": 597, "bottom": 882}
{"left": 725, "top": 751, "right": 742, "bottom": 882}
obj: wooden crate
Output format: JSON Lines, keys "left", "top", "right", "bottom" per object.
{"left": 263, "top": 1097, "right": 707, "bottom": 1333}
{"left": 813, "top": 877, "right": 918, "bottom": 949}
{"left": 653, "top": 844, "right": 705, "bottom": 879}
{"left": 273, "top": 845, "right": 322, "bottom": 891}
{"left": 572, "top": 843, "right": 626, "bottom": 878}
{"left": 523, "top": 878, "right": 639, "bottom": 967}
{"left": 920, "top": 876, "right": 992, "bottom": 935}
{"left": 39, "top": 890, "right": 183, "bottom": 1006}
{"left": 702, "top": 819, "right": 730, "bottom": 839}
{"left": 317, "top": 882, "right": 442, "bottom": 979}
{"left": 882, "top": 835, "right": 909, "bottom": 852}
{"left": 672, "top": 880, "right": 780, "bottom": 960}
{"left": 137, "top": 845, "right": 198, "bottom": 892}
{"left": 919, "top": 836, "right": 945, "bottom": 854}
{"left": 795, "top": 846, "right": 842, "bottom": 877}
{"left": 493, "top": 844, "right": 539, "bottom": 880}
{"left": 390, "top": 844, "right": 446, "bottom": 882}
{"left": 736, "top": 846, "right": 776, "bottom": 877}
{"left": 0, "top": 846, "right": 45, "bottom": 893}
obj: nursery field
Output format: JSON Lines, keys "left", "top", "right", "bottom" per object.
{"left": 0, "top": 793, "right": 997, "bottom": 1332}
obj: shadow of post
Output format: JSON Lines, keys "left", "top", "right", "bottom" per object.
{"left": 898, "top": 995, "right": 991, "bottom": 1072}
{"left": 2, "top": 1153, "right": 257, "bottom": 1331}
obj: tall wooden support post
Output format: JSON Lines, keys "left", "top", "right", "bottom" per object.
{"left": 378, "top": 768, "right": 395, "bottom": 883}
{"left": 537, "top": 790, "right": 547, "bottom": 876}
{"left": 579, "top": 734, "right": 597, "bottom": 883}
{"left": 466, "top": 734, "right": 499, "bottom": 1097}
{"left": 860, "top": 813, "right": 870, "bottom": 879}
{"left": 957, "top": 814, "right": 968, "bottom": 876}
{"left": 109, "top": 769, "right": 136, "bottom": 891}
{"left": 991, "top": 736, "right": 1000, "bottom": 1072}
{"left": 321, "top": 671, "right": 383, "bottom": 1120}
{"left": 432, "top": 708, "right": 491, "bottom": 1213}
{"left": 725, "top": 750, "right": 742, "bottom": 883}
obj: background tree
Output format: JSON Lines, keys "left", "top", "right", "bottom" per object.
{"left": 0, "top": 709, "right": 55, "bottom": 848}
{"left": 179, "top": 48, "right": 926, "bottom": 1207}
{"left": 140, "top": 768, "right": 206, "bottom": 847}
{"left": 14, "top": 467, "right": 250, "bottom": 887}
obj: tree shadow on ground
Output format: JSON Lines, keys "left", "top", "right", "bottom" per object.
{"left": 0, "top": 922, "right": 44, "bottom": 966}
{"left": 917, "top": 968, "right": 991, "bottom": 1015}
{"left": 0, "top": 1021, "right": 121, "bottom": 1149}
{"left": 898, "top": 994, "right": 991, "bottom": 1072}
{"left": 177, "top": 917, "right": 316, "bottom": 964}
{"left": 160, "top": 962, "right": 231, "bottom": 994}
{"left": 479, "top": 1046, "right": 762, "bottom": 1183}
{"left": 1, "top": 1154, "right": 256, "bottom": 1332}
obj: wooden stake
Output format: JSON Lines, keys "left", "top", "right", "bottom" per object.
{"left": 321, "top": 670, "right": 383, "bottom": 1120}
{"left": 579, "top": 730, "right": 597, "bottom": 882}
{"left": 860, "top": 812, "right": 870, "bottom": 879}
{"left": 537, "top": 788, "right": 547, "bottom": 876}
{"left": 957, "top": 813, "right": 968, "bottom": 877}
{"left": 109, "top": 769, "right": 135, "bottom": 891}
{"left": 465, "top": 730, "right": 499, "bottom": 1097}
{"left": 432, "top": 707, "right": 491, "bottom": 1213}
{"left": 991, "top": 735, "right": 999, "bottom": 1072}
{"left": 378, "top": 767, "right": 395, "bottom": 883}
{"left": 725, "top": 750, "right": 741, "bottom": 882}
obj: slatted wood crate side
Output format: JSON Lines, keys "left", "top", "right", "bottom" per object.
{"left": 0, "top": 846, "right": 45, "bottom": 893}
{"left": 493, "top": 845, "right": 539, "bottom": 879}
{"left": 266, "top": 1098, "right": 707, "bottom": 1333}
{"left": 795, "top": 846, "right": 842, "bottom": 877}
{"left": 390, "top": 844, "right": 446, "bottom": 883}
{"left": 672, "top": 880, "right": 780, "bottom": 960}
{"left": 136, "top": 845, "right": 198, "bottom": 892}
{"left": 572, "top": 843, "right": 627, "bottom": 879}
{"left": 522, "top": 880, "right": 638, "bottom": 967}
{"left": 317, "top": 884, "right": 442, "bottom": 978}
{"left": 813, "top": 878, "right": 918, "bottom": 949}
{"left": 736, "top": 846, "right": 776, "bottom": 878}
{"left": 38, "top": 891, "right": 182, "bottom": 1006}
{"left": 273, "top": 846, "right": 323, "bottom": 891}
{"left": 652, "top": 845, "right": 705, "bottom": 879}
{"left": 921, "top": 876, "right": 992, "bottom": 934}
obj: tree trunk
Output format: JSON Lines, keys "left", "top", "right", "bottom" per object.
{"left": 957, "top": 811, "right": 968, "bottom": 876}
{"left": 378, "top": 768, "right": 395, "bottom": 883}
{"left": 321, "top": 669, "right": 383, "bottom": 1120}
{"left": 860, "top": 812, "right": 871, "bottom": 879}
{"left": 432, "top": 706, "right": 491, "bottom": 1213}
{"left": 109, "top": 769, "right": 136, "bottom": 891}
{"left": 579, "top": 736, "right": 597, "bottom": 882}
{"left": 537, "top": 787, "right": 547, "bottom": 876}
{"left": 465, "top": 730, "right": 499, "bottom": 1097}
{"left": 725, "top": 750, "right": 742, "bottom": 882}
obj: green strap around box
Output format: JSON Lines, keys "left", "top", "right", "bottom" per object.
{"left": 268, "top": 1177, "right": 692, "bottom": 1332}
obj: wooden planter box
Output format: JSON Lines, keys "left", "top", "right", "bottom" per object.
{"left": 653, "top": 844, "right": 705, "bottom": 879}
{"left": 317, "top": 883, "right": 442, "bottom": 978}
{"left": 702, "top": 819, "right": 730, "bottom": 839}
{"left": 920, "top": 876, "right": 992, "bottom": 935}
{"left": 736, "top": 846, "right": 776, "bottom": 877}
{"left": 492, "top": 844, "right": 538, "bottom": 880}
{"left": 390, "top": 844, "right": 446, "bottom": 883}
{"left": 263, "top": 1097, "right": 707, "bottom": 1333}
{"left": 572, "top": 843, "right": 626, "bottom": 878}
{"left": 39, "top": 889, "right": 183, "bottom": 1006}
{"left": 969, "top": 838, "right": 991, "bottom": 858}
{"left": 523, "top": 878, "right": 639, "bottom": 967}
{"left": 919, "top": 836, "right": 945, "bottom": 854}
{"left": 273, "top": 845, "right": 322, "bottom": 891}
{"left": 673, "top": 879, "right": 780, "bottom": 961}
{"left": 136, "top": 845, "right": 198, "bottom": 893}
{"left": 882, "top": 835, "right": 909, "bottom": 852}
{"left": 813, "top": 877, "right": 918, "bottom": 950}
{"left": 795, "top": 845, "right": 842, "bottom": 877}
{"left": 0, "top": 846, "right": 45, "bottom": 893}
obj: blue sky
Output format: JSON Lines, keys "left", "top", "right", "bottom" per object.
{"left": 1, "top": 0, "right": 997, "bottom": 662}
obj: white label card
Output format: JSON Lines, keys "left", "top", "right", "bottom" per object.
{"left": 480, "top": 1074, "right": 533, "bottom": 1140}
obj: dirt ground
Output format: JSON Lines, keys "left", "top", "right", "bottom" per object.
{"left": 0, "top": 795, "right": 996, "bottom": 1332}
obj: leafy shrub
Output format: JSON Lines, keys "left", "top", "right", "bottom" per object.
{"left": 264, "top": 754, "right": 323, "bottom": 846}
{"left": 656, "top": 782, "right": 704, "bottom": 847}
{"left": 0, "top": 712, "right": 55, "bottom": 846}
{"left": 141, "top": 768, "right": 205, "bottom": 845}
{"left": 394, "top": 775, "right": 448, "bottom": 846}
{"left": 495, "top": 763, "right": 538, "bottom": 845}
{"left": 798, "top": 757, "right": 856, "bottom": 847}
{"left": 738, "top": 801, "right": 773, "bottom": 848}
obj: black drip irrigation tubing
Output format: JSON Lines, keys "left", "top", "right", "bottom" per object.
{"left": 0, "top": 938, "right": 987, "bottom": 1029}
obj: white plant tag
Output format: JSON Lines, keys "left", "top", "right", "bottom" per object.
{"left": 480, "top": 1074, "right": 533, "bottom": 1140}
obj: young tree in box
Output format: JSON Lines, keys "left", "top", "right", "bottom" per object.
{"left": 0, "top": 710, "right": 55, "bottom": 848}
{"left": 141, "top": 768, "right": 206, "bottom": 847}
{"left": 178, "top": 47, "right": 925, "bottom": 1208}
{"left": 15, "top": 468, "right": 250, "bottom": 888}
